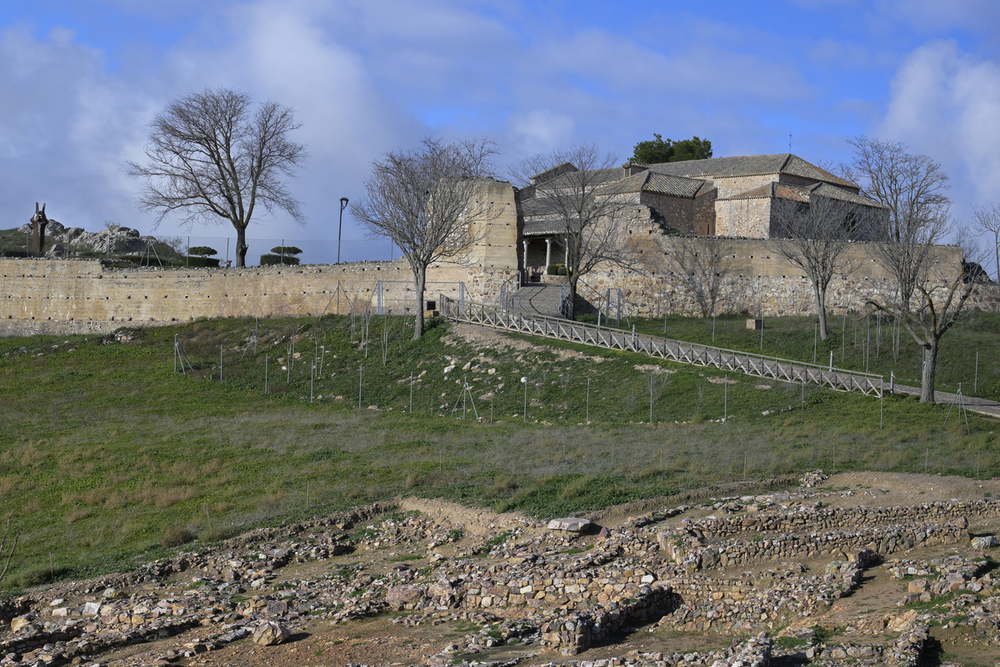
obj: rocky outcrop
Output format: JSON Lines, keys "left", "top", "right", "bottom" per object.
{"left": 17, "top": 220, "right": 160, "bottom": 257}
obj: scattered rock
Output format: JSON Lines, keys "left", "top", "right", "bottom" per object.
{"left": 252, "top": 620, "right": 291, "bottom": 646}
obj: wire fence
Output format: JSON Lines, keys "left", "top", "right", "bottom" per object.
{"left": 167, "top": 313, "right": 997, "bottom": 481}
{"left": 158, "top": 236, "right": 398, "bottom": 267}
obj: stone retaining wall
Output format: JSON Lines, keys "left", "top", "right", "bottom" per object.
{"left": 4, "top": 231, "right": 997, "bottom": 337}
{"left": 533, "top": 633, "right": 772, "bottom": 667}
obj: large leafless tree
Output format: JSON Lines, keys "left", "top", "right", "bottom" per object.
{"left": 352, "top": 138, "right": 499, "bottom": 339}
{"left": 769, "top": 192, "right": 870, "bottom": 340}
{"left": 665, "top": 235, "right": 738, "bottom": 318}
{"left": 868, "top": 238, "right": 978, "bottom": 403}
{"left": 843, "top": 137, "right": 971, "bottom": 402}
{"left": 843, "top": 136, "right": 951, "bottom": 310}
{"left": 128, "top": 88, "right": 306, "bottom": 268}
{"left": 513, "top": 145, "right": 636, "bottom": 319}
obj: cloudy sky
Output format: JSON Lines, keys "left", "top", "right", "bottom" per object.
{"left": 2, "top": 0, "right": 1000, "bottom": 265}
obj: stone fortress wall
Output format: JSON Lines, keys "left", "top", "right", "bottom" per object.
{"left": 1, "top": 177, "right": 998, "bottom": 336}
{"left": 0, "top": 258, "right": 517, "bottom": 337}
{"left": 579, "top": 235, "right": 1000, "bottom": 318}
{"left": 0, "top": 180, "right": 522, "bottom": 337}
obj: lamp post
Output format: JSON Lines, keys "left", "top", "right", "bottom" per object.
{"left": 337, "top": 197, "right": 349, "bottom": 263}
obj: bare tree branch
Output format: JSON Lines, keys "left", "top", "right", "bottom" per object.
{"left": 352, "top": 138, "right": 500, "bottom": 339}
{"left": 513, "top": 145, "right": 640, "bottom": 319}
{"left": 665, "top": 236, "right": 739, "bottom": 318}
{"left": 127, "top": 88, "right": 307, "bottom": 267}
{"left": 845, "top": 136, "right": 951, "bottom": 311}
{"left": 972, "top": 203, "right": 1000, "bottom": 282}
{"left": 769, "top": 191, "right": 875, "bottom": 339}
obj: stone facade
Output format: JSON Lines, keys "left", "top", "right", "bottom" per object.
{"left": 714, "top": 197, "right": 773, "bottom": 237}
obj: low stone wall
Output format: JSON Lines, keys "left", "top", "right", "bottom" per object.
{"left": 533, "top": 633, "right": 772, "bottom": 667}
{"left": 539, "top": 586, "right": 680, "bottom": 655}
{"left": 657, "top": 558, "right": 868, "bottom": 634}
{"left": 665, "top": 499, "right": 1000, "bottom": 541}
{"left": 661, "top": 520, "right": 968, "bottom": 570}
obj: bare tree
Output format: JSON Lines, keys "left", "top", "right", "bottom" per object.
{"left": 867, "top": 238, "right": 977, "bottom": 403}
{"left": 770, "top": 192, "right": 872, "bottom": 339}
{"left": 665, "top": 235, "right": 737, "bottom": 318}
{"left": 514, "top": 145, "right": 637, "bottom": 319}
{"left": 972, "top": 203, "right": 1000, "bottom": 281}
{"left": 128, "top": 88, "right": 306, "bottom": 267}
{"left": 352, "top": 138, "right": 499, "bottom": 339}
{"left": 844, "top": 137, "right": 951, "bottom": 310}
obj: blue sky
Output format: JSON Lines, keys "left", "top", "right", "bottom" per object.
{"left": 2, "top": 0, "right": 1000, "bottom": 264}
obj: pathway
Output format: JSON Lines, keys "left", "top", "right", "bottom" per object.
{"left": 444, "top": 292, "right": 1000, "bottom": 418}
{"left": 891, "top": 383, "right": 1000, "bottom": 419}
{"left": 509, "top": 282, "right": 563, "bottom": 318}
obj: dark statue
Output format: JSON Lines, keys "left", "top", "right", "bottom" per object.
{"left": 30, "top": 202, "right": 48, "bottom": 256}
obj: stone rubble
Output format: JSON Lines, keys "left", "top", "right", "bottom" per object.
{"left": 0, "top": 482, "right": 997, "bottom": 666}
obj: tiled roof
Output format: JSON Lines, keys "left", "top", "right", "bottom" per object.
{"left": 523, "top": 215, "right": 575, "bottom": 236}
{"left": 721, "top": 181, "right": 885, "bottom": 208}
{"left": 596, "top": 170, "right": 705, "bottom": 198}
{"left": 519, "top": 196, "right": 555, "bottom": 218}
{"left": 808, "top": 182, "right": 886, "bottom": 208}
{"left": 536, "top": 167, "right": 623, "bottom": 190}
{"left": 639, "top": 153, "right": 856, "bottom": 189}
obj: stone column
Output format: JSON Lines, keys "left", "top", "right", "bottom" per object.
{"left": 522, "top": 240, "right": 529, "bottom": 276}
{"left": 545, "top": 238, "right": 552, "bottom": 271}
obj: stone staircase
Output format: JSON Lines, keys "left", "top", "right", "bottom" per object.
{"left": 509, "top": 282, "right": 564, "bottom": 318}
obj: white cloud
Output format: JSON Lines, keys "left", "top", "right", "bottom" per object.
{"left": 506, "top": 110, "right": 577, "bottom": 155}
{"left": 880, "top": 40, "right": 1000, "bottom": 209}
{"left": 0, "top": 24, "right": 141, "bottom": 229}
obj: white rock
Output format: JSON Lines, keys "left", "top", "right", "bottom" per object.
{"left": 547, "top": 518, "right": 591, "bottom": 532}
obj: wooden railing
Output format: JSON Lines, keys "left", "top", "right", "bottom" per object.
{"left": 439, "top": 294, "right": 884, "bottom": 397}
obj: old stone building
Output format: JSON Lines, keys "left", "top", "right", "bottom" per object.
{"left": 518, "top": 153, "right": 886, "bottom": 277}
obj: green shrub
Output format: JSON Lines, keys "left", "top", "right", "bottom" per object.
{"left": 186, "top": 256, "right": 220, "bottom": 268}
{"left": 188, "top": 246, "right": 218, "bottom": 257}
{"left": 260, "top": 254, "right": 301, "bottom": 266}
{"left": 546, "top": 264, "right": 566, "bottom": 276}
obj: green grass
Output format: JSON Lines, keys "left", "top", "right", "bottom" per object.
{"left": 626, "top": 311, "right": 1000, "bottom": 400}
{"left": 0, "top": 313, "right": 997, "bottom": 590}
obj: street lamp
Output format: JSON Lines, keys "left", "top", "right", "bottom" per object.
{"left": 337, "top": 197, "right": 349, "bottom": 263}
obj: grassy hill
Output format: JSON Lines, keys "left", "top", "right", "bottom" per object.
{"left": 0, "top": 313, "right": 997, "bottom": 591}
